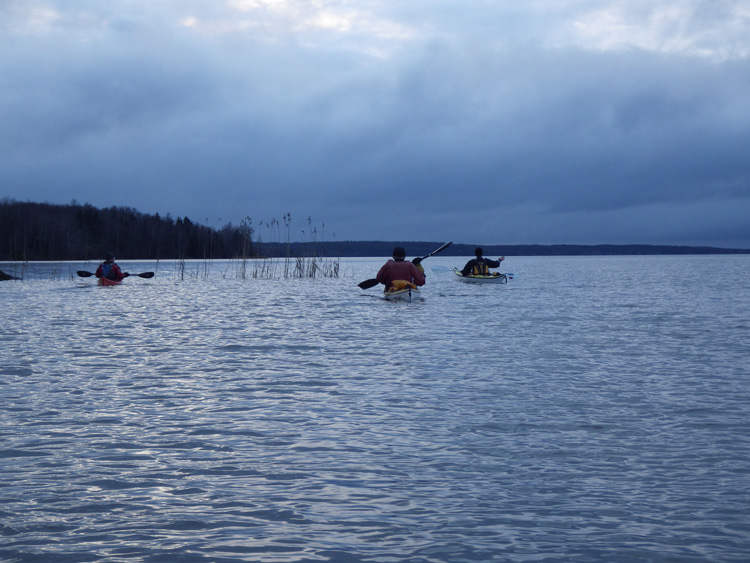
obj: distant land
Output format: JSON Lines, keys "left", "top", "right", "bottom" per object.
{"left": 1, "top": 199, "right": 748, "bottom": 261}
{"left": 280, "top": 241, "right": 750, "bottom": 258}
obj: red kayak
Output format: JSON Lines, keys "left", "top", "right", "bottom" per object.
{"left": 98, "top": 277, "right": 123, "bottom": 286}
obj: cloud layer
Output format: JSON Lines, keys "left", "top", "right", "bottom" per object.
{"left": 2, "top": 0, "right": 750, "bottom": 246}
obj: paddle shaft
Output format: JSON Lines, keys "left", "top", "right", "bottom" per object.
{"left": 420, "top": 241, "right": 453, "bottom": 260}
{"left": 77, "top": 270, "right": 154, "bottom": 279}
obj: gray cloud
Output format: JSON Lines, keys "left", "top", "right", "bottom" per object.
{"left": 2, "top": 0, "right": 749, "bottom": 247}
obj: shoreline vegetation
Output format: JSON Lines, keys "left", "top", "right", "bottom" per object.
{"left": 1, "top": 199, "right": 748, "bottom": 281}
{"left": 1, "top": 200, "right": 342, "bottom": 280}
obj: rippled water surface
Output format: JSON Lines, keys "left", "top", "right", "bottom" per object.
{"left": 2, "top": 255, "right": 749, "bottom": 562}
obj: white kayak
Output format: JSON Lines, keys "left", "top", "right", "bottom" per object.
{"left": 453, "top": 268, "right": 508, "bottom": 284}
{"left": 384, "top": 287, "right": 422, "bottom": 302}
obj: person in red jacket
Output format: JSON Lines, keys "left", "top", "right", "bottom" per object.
{"left": 95, "top": 252, "right": 126, "bottom": 282}
{"left": 376, "top": 246, "right": 426, "bottom": 291}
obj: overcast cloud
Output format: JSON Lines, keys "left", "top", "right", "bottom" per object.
{"left": 2, "top": 0, "right": 749, "bottom": 247}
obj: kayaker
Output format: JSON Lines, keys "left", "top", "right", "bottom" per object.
{"left": 461, "top": 247, "right": 504, "bottom": 276}
{"left": 376, "top": 246, "right": 426, "bottom": 291}
{"left": 95, "top": 252, "right": 126, "bottom": 282}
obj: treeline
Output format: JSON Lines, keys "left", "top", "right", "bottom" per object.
{"left": 0, "top": 199, "right": 254, "bottom": 261}
{"left": 2, "top": 199, "right": 747, "bottom": 261}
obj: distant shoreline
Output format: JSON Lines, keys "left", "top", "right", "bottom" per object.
{"left": 273, "top": 241, "right": 750, "bottom": 258}
{"left": 1, "top": 242, "right": 747, "bottom": 264}
{"left": 3, "top": 242, "right": 747, "bottom": 262}
{"left": 3, "top": 201, "right": 748, "bottom": 261}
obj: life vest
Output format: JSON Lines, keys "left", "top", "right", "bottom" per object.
{"left": 388, "top": 279, "right": 417, "bottom": 291}
{"left": 100, "top": 263, "right": 113, "bottom": 278}
{"left": 472, "top": 259, "right": 489, "bottom": 275}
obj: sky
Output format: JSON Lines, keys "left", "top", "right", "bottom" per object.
{"left": 2, "top": 0, "right": 750, "bottom": 248}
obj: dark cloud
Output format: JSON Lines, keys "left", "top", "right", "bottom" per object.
{"left": 2, "top": 1, "right": 749, "bottom": 247}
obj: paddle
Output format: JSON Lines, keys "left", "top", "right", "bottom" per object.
{"left": 77, "top": 270, "right": 155, "bottom": 279}
{"left": 358, "top": 241, "right": 453, "bottom": 289}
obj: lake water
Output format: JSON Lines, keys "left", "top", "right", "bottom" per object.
{"left": 1, "top": 255, "right": 749, "bottom": 562}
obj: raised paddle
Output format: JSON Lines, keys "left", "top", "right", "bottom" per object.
{"left": 358, "top": 241, "right": 453, "bottom": 289}
{"left": 77, "top": 270, "right": 155, "bottom": 279}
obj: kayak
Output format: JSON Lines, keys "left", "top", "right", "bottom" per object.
{"left": 384, "top": 287, "right": 422, "bottom": 302}
{"left": 453, "top": 268, "right": 508, "bottom": 284}
{"left": 98, "top": 277, "right": 123, "bottom": 286}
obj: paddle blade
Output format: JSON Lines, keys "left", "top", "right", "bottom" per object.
{"left": 358, "top": 278, "right": 379, "bottom": 289}
{"left": 137, "top": 272, "right": 155, "bottom": 278}
{"left": 76, "top": 270, "right": 94, "bottom": 277}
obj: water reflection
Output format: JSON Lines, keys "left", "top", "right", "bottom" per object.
{"left": 1, "top": 256, "right": 749, "bottom": 561}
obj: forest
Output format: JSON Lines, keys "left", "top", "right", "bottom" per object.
{"left": 2, "top": 199, "right": 748, "bottom": 262}
{"left": 0, "top": 199, "right": 257, "bottom": 261}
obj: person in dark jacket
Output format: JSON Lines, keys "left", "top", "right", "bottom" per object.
{"left": 95, "top": 252, "right": 126, "bottom": 281}
{"left": 461, "top": 247, "right": 504, "bottom": 276}
{"left": 376, "top": 246, "right": 426, "bottom": 291}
